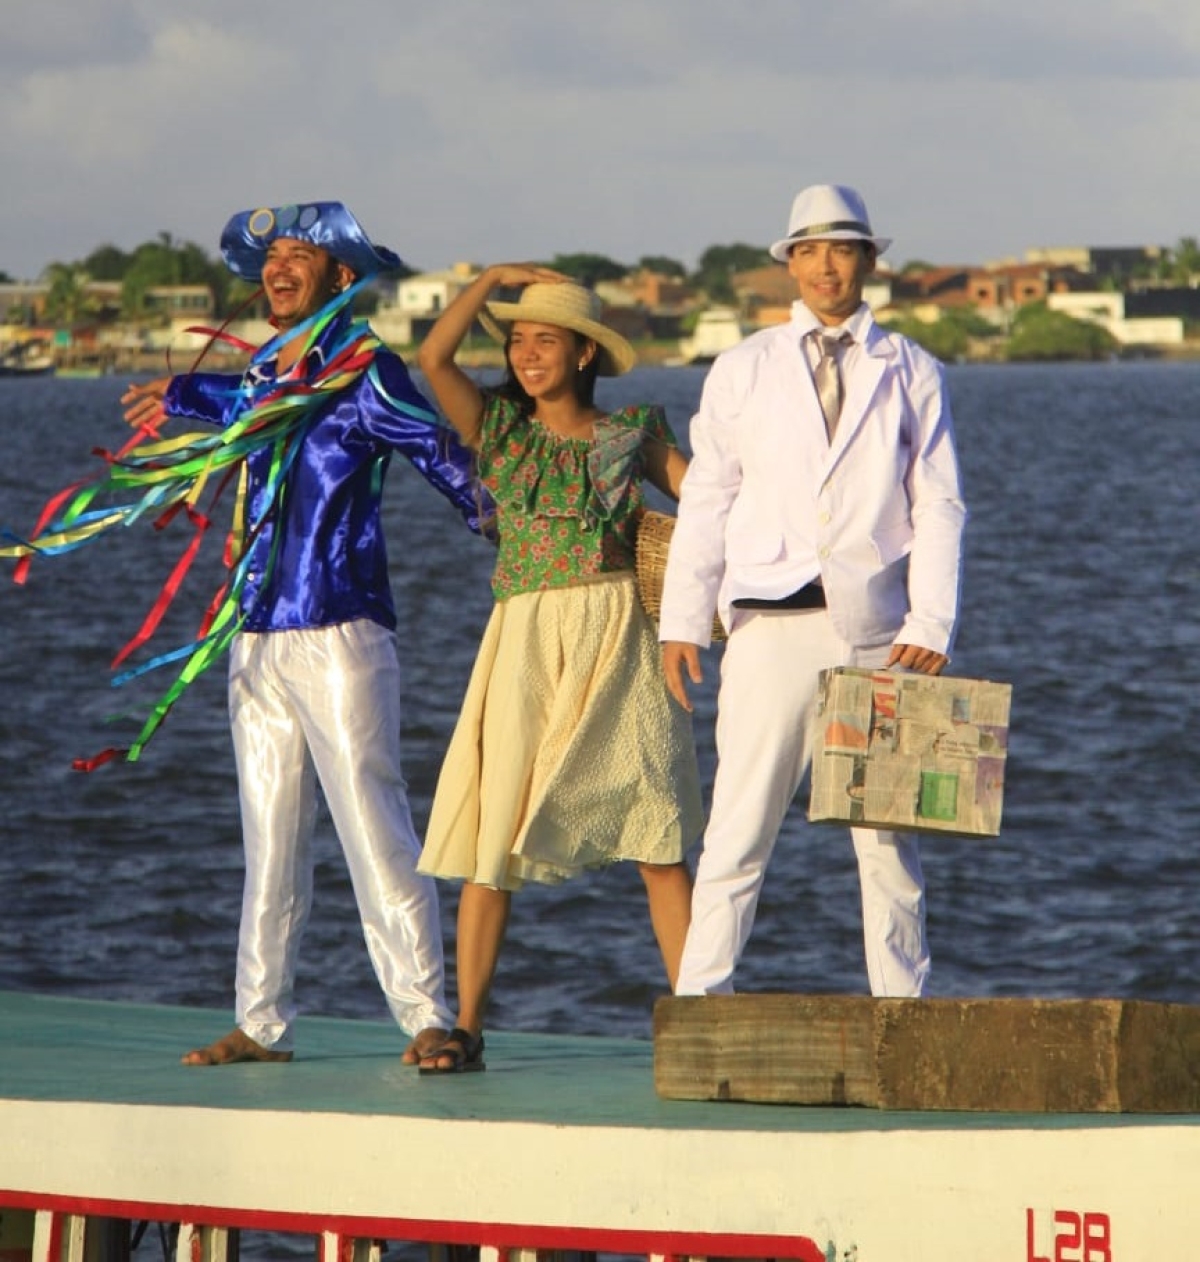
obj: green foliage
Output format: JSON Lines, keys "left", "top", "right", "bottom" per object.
{"left": 638, "top": 254, "right": 687, "bottom": 278}
{"left": 44, "top": 229, "right": 418, "bottom": 326}
{"left": 81, "top": 244, "right": 132, "bottom": 281}
{"left": 950, "top": 307, "right": 998, "bottom": 338}
{"left": 1167, "top": 235, "right": 1200, "bottom": 283}
{"left": 880, "top": 313, "right": 969, "bottom": 361}
{"left": 1006, "top": 302, "right": 1117, "bottom": 361}
{"left": 881, "top": 306, "right": 1001, "bottom": 361}
{"left": 40, "top": 233, "right": 230, "bottom": 321}
{"left": 547, "top": 253, "right": 628, "bottom": 286}
{"left": 0, "top": 269, "right": 13, "bottom": 284}
{"left": 692, "top": 243, "right": 771, "bottom": 302}
{"left": 119, "top": 231, "right": 228, "bottom": 320}
{"left": 42, "top": 263, "right": 101, "bottom": 325}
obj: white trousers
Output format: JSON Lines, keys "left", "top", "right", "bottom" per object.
{"left": 676, "top": 609, "right": 930, "bottom": 998}
{"left": 228, "top": 621, "right": 453, "bottom": 1050}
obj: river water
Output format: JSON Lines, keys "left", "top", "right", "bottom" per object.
{"left": 2, "top": 360, "right": 1198, "bottom": 1051}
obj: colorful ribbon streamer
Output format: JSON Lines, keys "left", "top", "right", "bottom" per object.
{"left": 2, "top": 283, "right": 382, "bottom": 766}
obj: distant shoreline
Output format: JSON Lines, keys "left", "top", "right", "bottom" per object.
{"left": 42, "top": 336, "right": 1200, "bottom": 379}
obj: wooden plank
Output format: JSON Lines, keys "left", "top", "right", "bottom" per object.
{"left": 653, "top": 994, "right": 879, "bottom": 1106}
{"left": 653, "top": 995, "right": 1200, "bottom": 1112}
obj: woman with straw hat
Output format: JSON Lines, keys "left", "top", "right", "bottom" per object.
{"left": 414, "top": 263, "right": 703, "bottom": 1073}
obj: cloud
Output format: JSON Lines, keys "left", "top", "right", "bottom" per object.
{"left": 0, "top": 5, "right": 150, "bottom": 74}
{"left": 2, "top": 0, "right": 1197, "bottom": 280}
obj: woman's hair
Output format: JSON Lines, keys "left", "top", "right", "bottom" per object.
{"left": 488, "top": 329, "right": 600, "bottom": 415}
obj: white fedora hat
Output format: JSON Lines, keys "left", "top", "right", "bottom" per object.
{"left": 768, "top": 183, "right": 891, "bottom": 263}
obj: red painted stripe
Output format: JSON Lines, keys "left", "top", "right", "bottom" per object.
{"left": 0, "top": 1189, "right": 826, "bottom": 1261}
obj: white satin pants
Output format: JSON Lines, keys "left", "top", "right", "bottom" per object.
{"left": 676, "top": 608, "right": 930, "bottom": 998}
{"left": 228, "top": 621, "right": 453, "bottom": 1051}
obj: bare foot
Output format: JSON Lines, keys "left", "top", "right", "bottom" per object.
{"left": 181, "top": 1029, "right": 293, "bottom": 1066}
{"left": 401, "top": 1025, "right": 450, "bottom": 1065}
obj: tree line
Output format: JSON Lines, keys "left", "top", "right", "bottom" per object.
{"left": 881, "top": 303, "right": 1121, "bottom": 362}
{"left": 8, "top": 232, "right": 1196, "bottom": 362}
{"left": 5, "top": 237, "right": 774, "bottom": 327}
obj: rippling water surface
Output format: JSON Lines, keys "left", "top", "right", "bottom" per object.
{"left": 2, "top": 360, "right": 1199, "bottom": 1051}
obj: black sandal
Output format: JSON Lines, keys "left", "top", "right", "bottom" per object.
{"left": 418, "top": 1027, "right": 486, "bottom": 1075}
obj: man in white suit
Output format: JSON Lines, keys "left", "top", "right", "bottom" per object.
{"left": 659, "top": 183, "right": 967, "bottom": 997}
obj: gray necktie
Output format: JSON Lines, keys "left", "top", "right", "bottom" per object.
{"left": 812, "top": 329, "right": 851, "bottom": 440}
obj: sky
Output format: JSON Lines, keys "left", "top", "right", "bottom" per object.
{"left": 3, "top": 1, "right": 1199, "bottom": 282}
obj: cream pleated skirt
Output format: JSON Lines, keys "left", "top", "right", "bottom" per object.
{"left": 419, "top": 574, "right": 704, "bottom": 890}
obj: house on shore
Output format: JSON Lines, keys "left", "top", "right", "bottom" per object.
{"left": 371, "top": 263, "right": 481, "bottom": 348}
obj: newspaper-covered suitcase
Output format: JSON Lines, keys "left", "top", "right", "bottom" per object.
{"left": 809, "top": 668, "right": 1012, "bottom": 837}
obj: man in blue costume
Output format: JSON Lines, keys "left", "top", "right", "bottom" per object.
{"left": 123, "top": 202, "right": 485, "bottom": 1065}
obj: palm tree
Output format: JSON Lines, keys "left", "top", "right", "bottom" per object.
{"left": 41, "top": 263, "right": 100, "bottom": 327}
{"left": 1169, "top": 237, "right": 1200, "bottom": 285}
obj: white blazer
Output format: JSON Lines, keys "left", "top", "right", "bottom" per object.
{"left": 659, "top": 304, "right": 967, "bottom": 654}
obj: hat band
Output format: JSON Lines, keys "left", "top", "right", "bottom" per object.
{"left": 788, "top": 219, "right": 873, "bottom": 241}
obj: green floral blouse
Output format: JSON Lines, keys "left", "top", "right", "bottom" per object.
{"left": 477, "top": 395, "right": 677, "bottom": 600}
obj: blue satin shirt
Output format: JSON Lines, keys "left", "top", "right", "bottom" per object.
{"left": 163, "top": 344, "right": 483, "bottom": 634}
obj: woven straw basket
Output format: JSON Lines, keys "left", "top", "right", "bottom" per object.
{"left": 635, "top": 509, "right": 726, "bottom": 641}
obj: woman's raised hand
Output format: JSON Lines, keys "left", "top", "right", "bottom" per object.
{"left": 484, "top": 263, "right": 572, "bottom": 289}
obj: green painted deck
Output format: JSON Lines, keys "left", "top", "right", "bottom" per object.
{"left": 5, "top": 986, "right": 1183, "bottom": 1132}
{"left": 3, "top": 990, "right": 1200, "bottom": 1261}
{"left": 1, "top": 988, "right": 675, "bottom": 1125}
{"left": 9, "top": 987, "right": 1193, "bottom": 1131}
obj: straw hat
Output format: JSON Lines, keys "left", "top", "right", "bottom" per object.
{"left": 635, "top": 510, "right": 726, "bottom": 641}
{"left": 768, "top": 184, "right": 891, "bottom": 263}
{"left": 481, "top": 282, "right": 636, "bottom": 376}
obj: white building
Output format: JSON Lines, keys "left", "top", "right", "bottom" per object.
{"left": 372, "top": 263, "right": 479, "bottom": 345}
{"left": 1047, "top": 291, "right": 1184, "bottom": 346}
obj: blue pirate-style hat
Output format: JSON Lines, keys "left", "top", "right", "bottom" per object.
{"left": 220, "top": 201, "right": 403, "bottom": 281}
